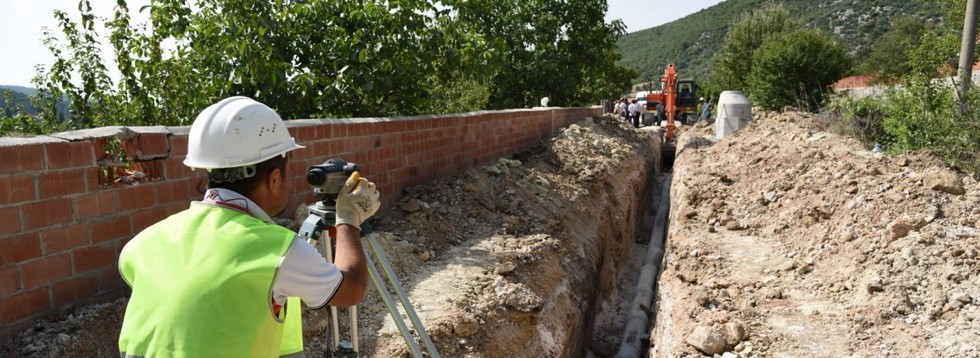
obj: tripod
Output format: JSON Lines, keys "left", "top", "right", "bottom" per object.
{"left": 298, "top": 198, "right": 440, "bottom": 358}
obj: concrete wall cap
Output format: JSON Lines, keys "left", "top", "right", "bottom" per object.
{"left": 0, "top": 135, "right": 64, "bottom": 146}
{"left": 48, "top": 126, "right": 126, "bottom": 141}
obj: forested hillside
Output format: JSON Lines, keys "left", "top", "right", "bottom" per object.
{"left": 0, "top": 86, "right": 37, "bottom": 116}
{"left": 617, "top": 0, "right": 939, "bottom": 83}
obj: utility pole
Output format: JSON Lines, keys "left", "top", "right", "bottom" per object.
{"left": 957, "top": 0, "right": 980, "bottom": 94}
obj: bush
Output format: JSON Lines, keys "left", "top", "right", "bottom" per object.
{"left": 822, "top": 94, "right": 887, "bottom": 147}
{"left": 747, "top": 29, "right": 851, "bottom": 112}
{"left": 879, "top": 80, "right": 980, "bottom": 173}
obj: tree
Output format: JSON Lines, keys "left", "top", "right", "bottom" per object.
{"left": 870, "top": 0, "right": 980, "bottom": 174}
{"left": 23, "top": 0, "right": 494, "bottom": 131}
{"left": 747, "top": 28, "right": 850, "bottom": 112}
{"left": 708, "top": 3, "right": 799, "bottom": 94}
{"left": 445, "top": 0, "right": 635, "bottom": 108}
{"left": 11, "top": 0, "right": 630, "bottom": 135}
{"left": 858, "top": 16, "right": 928, "bottom": 83}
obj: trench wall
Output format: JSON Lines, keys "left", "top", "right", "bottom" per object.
{"left": 0, "top": 106, "right": 602, "bottom": 346}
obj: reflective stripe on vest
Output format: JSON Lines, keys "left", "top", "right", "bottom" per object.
{"left": 119, "top": 204, "right": 295, "bottom": 357}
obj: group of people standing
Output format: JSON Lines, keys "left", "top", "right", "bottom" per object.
{"left": 613, "top": 96, "right": 713, "bottom": 128}
{"left": 614, "top": 97, "right": 645, "bottom": 128}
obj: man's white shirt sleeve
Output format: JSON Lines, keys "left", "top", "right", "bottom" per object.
{"left": 272, "top": 236, "right": 343, "bottom": 308}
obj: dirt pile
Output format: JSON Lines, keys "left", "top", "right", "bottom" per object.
{"left": 657, "top": 112, "right": 980, "bottom": 357}
{"left": 1, "top": 114, "right": 660, "bottom": 358}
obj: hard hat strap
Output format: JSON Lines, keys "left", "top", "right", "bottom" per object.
{"left": 207, "top": 165, "right": 257, "bottom": 183}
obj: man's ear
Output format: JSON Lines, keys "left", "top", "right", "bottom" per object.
{"left": 267, "top": 167, "right": 283, "bottom": 192}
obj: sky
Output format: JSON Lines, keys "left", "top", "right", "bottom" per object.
{"left": 606, "top": 0, "right": 726, "bottom": 33}
{"left": 0, "top": 0, "right": 725, "bottom": 87}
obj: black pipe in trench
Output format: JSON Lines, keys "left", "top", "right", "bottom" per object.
{"left": 614, "top": 175, "right": 671, "bottom": 358}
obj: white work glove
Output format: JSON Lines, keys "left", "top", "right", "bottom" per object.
{"left": 335, "top": 172, "right": 380, "bottom": 229}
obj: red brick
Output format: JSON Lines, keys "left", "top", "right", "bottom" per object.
{"left": 164, "top": 158, "right": 195, "bottom": 179}
{"left": 154, "top": 180, "right": 186, "bottom": 205}
{"left": 120, "top": 137, "right": 139, "bottom": 161}
{"left": 0, "top": 287, "right": 49, "bottom": 324}
{"left": 22, "top": 198, "right": 73, "bottom": 230}
{"left": 0, "top": 265, "right": 20, "bottom": 294}
{"left": 130, "top": 206, "right": 169, "bottom": 232}
{"left": 135, "top": 159, "right": 165, "bottom": 181}
{"left": 38, "top": 169, "right": 88, "bottom": 199}
{"left": 0, "top": 233, "right": 41, "bottom": 266}
{"left": 117, "top": 184, "right": 156, "bottom": 211}
{"left": 42, "top": 224, "right": 90, "bottom": 253}
{"left": 0, "top": 174, "right": 36, "bottom": 204}
{"left": 0, "top": 206, "right": 22, "bottom": 235}
{"left": 0, "top": 144, "right": 45, "bottom": 175}
{"left": 46, "top": 141, "right": 95, "bottom": 169}
{"left": 22, "top": 254, "right": 72, "bottom": 289}
{"left": 291, "top": 125, "right": 318, "bottom": 142}
{"left": 90, "top": 216, "right": 131, "bottom": 244}
{"left": 52, "top": 275, "right": 97, "bottom": 307}
{"left": 168, "top": 135, "right": 189, "bottom": 157}
{"left": 126, "top": 133, "right": 170, "bottom": 160}
{"left": 73, "top": 245, "right": 117, "bottom": 274}
{"left": 84, "top": 168, "right": 103, "bottom": 191}
{"left": 74, "top": 190, "right": 119, "bottom": 220}
{"left": 287, "top": 160, "right": 305, "bottom": 178}
{"left": 183, "top": 177, "right": 205, "bottom": 200}
{"left": 97, "top": 267, "right": 125, "bottom": 291}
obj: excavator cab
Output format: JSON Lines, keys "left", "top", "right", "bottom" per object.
{"left": 676, "top": 80, "right": 697, "bottom": 109}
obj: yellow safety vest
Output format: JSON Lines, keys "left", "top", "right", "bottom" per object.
{"left": 119, "top": 204, "right": 296, "bottom": 357}
{"left": 280, "top": 297, "right": 304, "bottom": 357}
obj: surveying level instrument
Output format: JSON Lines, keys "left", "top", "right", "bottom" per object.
{"left": 298, "top": 159, "right": 440, "bottom": 358}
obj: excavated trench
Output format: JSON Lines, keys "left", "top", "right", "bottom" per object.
{"left": 333, "top": 117, "right": 675, "bottom": 358}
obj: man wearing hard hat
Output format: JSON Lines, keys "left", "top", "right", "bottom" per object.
{"left": 699, "top": 96, "right": 711, "bottom": 123}
{"left": 118, "top": 96, "right": 380, "bottom": 357}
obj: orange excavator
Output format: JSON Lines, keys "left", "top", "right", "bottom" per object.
{"left": 644, "top": 64, "right": 698, "bottom": 142}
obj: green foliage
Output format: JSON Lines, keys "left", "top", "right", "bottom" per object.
{"left": 823, "top": 94, "right": 887, "bottom": 146}
{"left": 447, "top": 0, "right": 634, "bottom": 108}
{"left": 426, "top": 75, "right": 491, "bottom": 114}
{"left": 873, "top": 0, "right": 980, "bottom": 174}
{"left": 747, "top": 28, "right": 851, "bottom": 111}
{"left": 876, "top": 82, "right": 980, "bottom": 173}
{"left": 906, "top": 30, "right": 961, "bottom": 79}
{"left": 5, "top": 0, "right": 632, "bottom": 136}
{"left": 824, "top": 0, "right": 980, "bottom": 175}
{"left": 857, "top": 17, "right": 929, "bottom": 82}
{"left": 710, "top": 3, "right": 799, "bottom": 94}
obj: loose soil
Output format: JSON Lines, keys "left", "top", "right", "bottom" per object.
{"left": 657, "top": 112, "right": 979, "bottom": 357}
{"left": 3, "top": 111, "right": 978, "bottom": 358}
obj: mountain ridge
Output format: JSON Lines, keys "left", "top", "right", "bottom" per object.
{"left": 616, "top": 0, "right": 940, "bottom": 84}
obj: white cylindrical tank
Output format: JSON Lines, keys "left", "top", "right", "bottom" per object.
{"left": 715, "top": 90, "right": 752, "bottom": 139}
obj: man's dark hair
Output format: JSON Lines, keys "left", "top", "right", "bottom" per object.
{"left": 207, "top": 154, "right": 288, "bottom": 196}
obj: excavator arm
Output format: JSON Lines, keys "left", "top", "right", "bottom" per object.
{"left": 662, "top": 64, "right": 677, "bottom": 142}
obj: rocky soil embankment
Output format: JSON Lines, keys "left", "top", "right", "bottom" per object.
{"left": 656, "top": 112, "right": 979, "bottom": 357}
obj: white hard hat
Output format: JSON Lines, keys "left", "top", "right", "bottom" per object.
{"left": 184, "top": 96, "right": 304, "bottom": 170}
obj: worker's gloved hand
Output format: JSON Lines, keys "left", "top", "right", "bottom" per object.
{"left": 335, "top": 172, "right": 380, "bottom": 229}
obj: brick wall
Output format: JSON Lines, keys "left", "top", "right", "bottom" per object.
{"left": 0, "top": 106, "right": 601, "bottom": 346}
